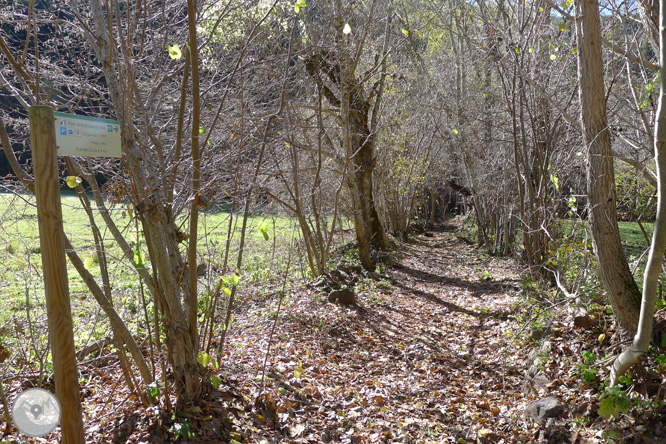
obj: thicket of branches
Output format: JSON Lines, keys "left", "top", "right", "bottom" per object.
{"left": 0, "top": 0, "right": 664, "bottom": 423}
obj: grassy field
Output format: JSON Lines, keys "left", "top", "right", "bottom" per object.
{"left": 0, "top": 189, "right": 308, "bottom": 365}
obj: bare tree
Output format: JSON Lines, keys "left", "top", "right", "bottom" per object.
{"left": 299, "top": 0, "right": 391, "bottom": 270}
{"left": 0, "top": 0, "right": 278, "bottom": 406}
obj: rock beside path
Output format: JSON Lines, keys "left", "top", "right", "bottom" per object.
{"left": 524, "top": 396, "right": 565, "bottom": 421}
{"left": 328, "top": 288, "right": 356, "bottom": 306}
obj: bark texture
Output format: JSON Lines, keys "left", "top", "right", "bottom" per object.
{"left": 574, "top": 0, "right": 641, "bottom": 334}
{"left": 638, "top": 0, "right": 660, "bottom": 54}
{"left": 343, "top": 85, "right": 386, "bottom": 269}
{"left": 83, "top": 0, "right": 202, "bottom": 405}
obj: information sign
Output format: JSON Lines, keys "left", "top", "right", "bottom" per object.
{"left": 54, "top": 111, "right": 121, "bottom": 158}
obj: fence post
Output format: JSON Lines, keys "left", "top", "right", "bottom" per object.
{"left": 29, "top": 105, "right": 85, "bottom": 443}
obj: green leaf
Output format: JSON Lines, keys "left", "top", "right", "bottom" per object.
{"left": 582, "top": 350, "right": 596, "bottom": 364}
{"left": 515, "top": 47, "right": 520, "bottom": 54}
{"left": 602, "top": 430, "right": 621, "bottom": 442}
{"left": 222, "top": 287, "right": 232, "bottom": 297}
{"left": 146, "top": 381, "right": 161, "bottom": 398}
{"left": 134, "top": 244, "right": 145, "bottom": 269}
{"left": 211, "top": 374, "right": 221, "bottom": 388}
{"left": 258, "top": 221, "right": 270, "bottom": 240}
{"left": 618, "top": 374, "right": 632, "bottom": 386}
{"left": 278, "top": 387, "right": 287, "bottom": 395}
{"left": 550, "top": 54, "right": 557, "bottom": 60}
{"left": 199, "top": 126, "right": 206, "bottom": 135}
{"left": 402, "top": 29, "right": 409, "bottom": 36}
{"left": 558, "top": 23, "right": 566, "bottom": 32}
{"left": 452, "top": 129, "right": 459, "bottom": 135}
{"left": 529, "top": 47, "right": 534, "bottom": 53}
{"left": 172, "top": 421, "right": 192, "bottom": 439}
{"left": 231, "top": 274, "right": 239, "bottom": 286}
{"left": 343, "top": 23, "right": 351, "bottom": 34}
{"left": 582, "top": 368, "right": 597, "bottom": 383}
{"left": 616, "top": 395, "right": 631, "bottom": 414}
{"left": 167, "top": 44, "right": 182, "bottom": 60}
{"left": 83, "top": 256, "right": 94, "bottom": 270}
{"left": 294, "top": 0, "right": 307, "bottom": 13}
{"left": 598, "top": 397, "right": 619, "bottom": 419}
{"left": 197, "top": 352, "right": 211, "bottom": 367}
{"left": 66, "top": 176, "right": 82, "bottom": 188}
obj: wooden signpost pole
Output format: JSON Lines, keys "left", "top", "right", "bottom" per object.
{"left": 29, "top": 106, "right": 85, "bottom": 443}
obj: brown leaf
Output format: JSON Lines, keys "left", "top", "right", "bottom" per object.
{"left": 0, "top": 344, "right": 9, "bottom": 364}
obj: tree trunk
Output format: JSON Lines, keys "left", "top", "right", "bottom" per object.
{"left": 81, "top": 0, "right": 202, "bottom": 405}
{"left": 638, "top": 0, "right": 660, "bottom": 53}
{"left": 302, "top": 1, "right": 388, "bottom": 271}
{"left": 574, "top": 0, "right": 641, "bottom": 334}
{"left": 611, "top": 0, "right": 666, "bottom": 384}
{"left": 345, "top": 89, "right": 386, "bottom": 270}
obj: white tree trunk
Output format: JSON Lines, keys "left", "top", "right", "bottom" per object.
{"left": 611, "top": 0, "right": 666, "bottom": 384}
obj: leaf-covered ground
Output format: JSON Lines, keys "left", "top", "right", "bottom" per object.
{"left": 4, "top": 223, "right": 666, "bottom": 443}
{"left": 228, "top": 224, "right": 532, "bottom": 443}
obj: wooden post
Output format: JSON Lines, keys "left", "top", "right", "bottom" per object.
{"left": 29, "top": 106, "right": 85, "bottom": 443}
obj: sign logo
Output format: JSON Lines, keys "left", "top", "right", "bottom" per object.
{"left": 11, "top": 388, "right": 61, "bottom": 437}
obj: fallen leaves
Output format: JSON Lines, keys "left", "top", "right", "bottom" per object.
{"left": 8, "top": 225, "right": 651, "bottom": 443}
{"left": 210, "top": 228, "right": 539, "bottom": 442}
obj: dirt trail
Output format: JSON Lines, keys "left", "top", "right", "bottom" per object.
{"left": 11, "top": 225, "right": 664, "bottom": 443}
{"left": 228, "top": 225, "right": 538, "bottom": 443}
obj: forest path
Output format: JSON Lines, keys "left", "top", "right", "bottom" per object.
{"left": 226, "top": 224, "right": 542, "bottom": 443}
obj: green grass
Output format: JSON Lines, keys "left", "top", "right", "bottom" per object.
{"left": 0, "top": 190, "right": 308, "bottom": 366}
{"left": 554, "top": 218, "right": 657, "bottom": 295}
{"left": 557, "top": 218, "right": 653, "bottom": 257}
{"left": 618, "top": 221, "right": 652, "bottom": 257}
